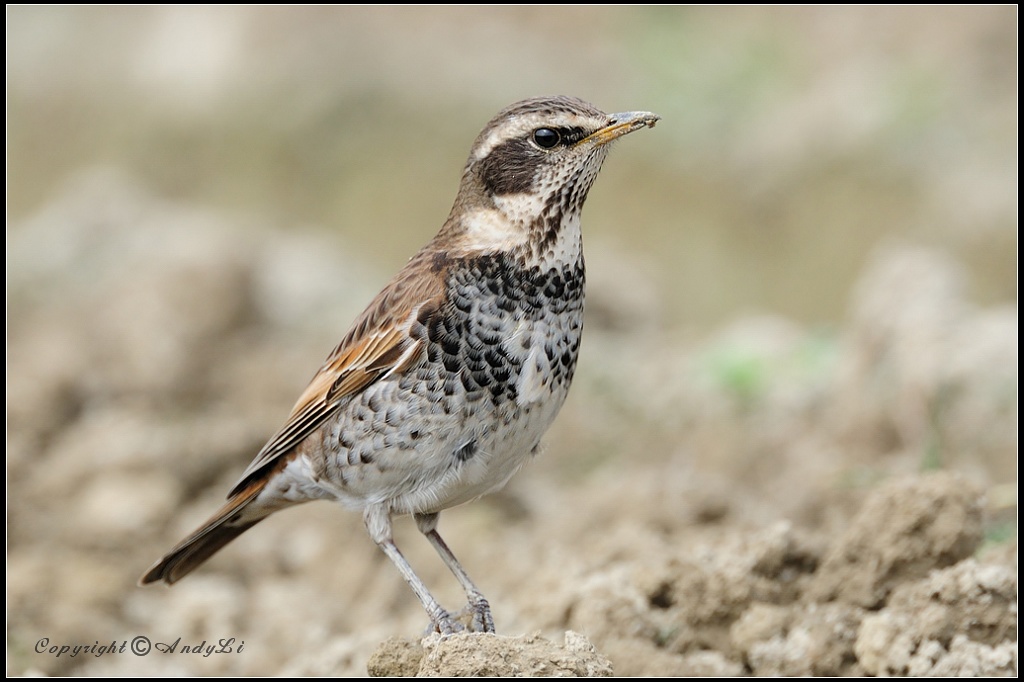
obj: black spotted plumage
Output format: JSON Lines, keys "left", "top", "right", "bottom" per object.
{"left": 422, "top": 253, "right": 585, "bottom": 407}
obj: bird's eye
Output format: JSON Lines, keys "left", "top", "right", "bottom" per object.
{"left": 532, "top": 128, "right": 561, "bottom": 149}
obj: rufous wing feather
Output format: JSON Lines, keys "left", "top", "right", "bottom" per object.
{"left": 227, "top": 278, "right": 442, "bottom": 498}
{"left": 141, "top": 251, "right": 448, "bottom": 586}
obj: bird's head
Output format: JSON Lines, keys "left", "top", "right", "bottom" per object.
{"left": 441, "top": 96, "right": 659, "bottom": 266}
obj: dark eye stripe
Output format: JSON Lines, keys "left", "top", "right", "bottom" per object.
{"left": 477, "top": 125, "right": 598, "bottom": 196}
{"left": 478, "top": 138, "right": 540, "bottom": 195}
{"left": 559, "top": 127, "right": 588, "bottom": 145}
{"left": 532, "top": 127, "right": 589, "bottom": 149}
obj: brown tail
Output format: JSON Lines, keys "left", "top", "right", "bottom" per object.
{"left": 139, "top": 483, "right": 269, "bottom": 586}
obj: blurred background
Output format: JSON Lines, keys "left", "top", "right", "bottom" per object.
{"left": 9, "top": 6, "right": 1016, "bottom": 327}
{"left": 7, "top": 6, "right": 1017, "bottom": 676}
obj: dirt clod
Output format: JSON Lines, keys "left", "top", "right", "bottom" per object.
{"left": 367, "top": 632, "right": 612, "bottom": 677}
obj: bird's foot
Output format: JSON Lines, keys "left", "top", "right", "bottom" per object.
{"left": 423, "top": 599, "right": 494, "bottom": 636}
{"left": 423, "top": 609, "right": 465, "bottom": 637}
{"left": 454, "top": 595, "right": 495, "bottom": 633}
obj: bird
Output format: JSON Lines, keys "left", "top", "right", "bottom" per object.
{"left": 140, "top": 96, "right": 659, "bottom": 635}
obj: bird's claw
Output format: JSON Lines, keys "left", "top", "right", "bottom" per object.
{"left": 425, "top": 598, "right": 494, "bottom": 636}
{"left": 455, "top": 597, "right": 495, "bottom": 633}
{"left": 425, "top": 609, "right": 465, "bottom": 637}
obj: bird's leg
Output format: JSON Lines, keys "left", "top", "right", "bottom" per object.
{"left": 364, "top": 506, "right": 462, "bottom": 635}
{"left": 415, "top": 512, "right": 496, "bottom": 634}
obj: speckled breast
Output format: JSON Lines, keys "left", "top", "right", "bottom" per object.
{"left": 317, "top": 253, "right": 586, "bottom": 514}
{"left": 427, "top": 253, "right": 586, "bottom": 410}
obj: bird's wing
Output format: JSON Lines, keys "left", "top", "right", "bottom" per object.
{"left": 227, "top": 260, "right": 446, "bottom": 498}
